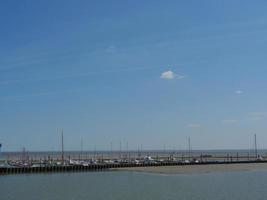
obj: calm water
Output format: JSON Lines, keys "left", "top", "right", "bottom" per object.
{"left": 1, "top": 170, "right": 267, "bottom": 200}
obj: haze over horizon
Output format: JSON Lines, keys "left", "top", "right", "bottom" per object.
{"left": 1, "top": 1, "right": 267, "bottom": 152}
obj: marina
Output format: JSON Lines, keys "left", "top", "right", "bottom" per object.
{"left": 0, "top": 150, "right": 266, "bottom": 175}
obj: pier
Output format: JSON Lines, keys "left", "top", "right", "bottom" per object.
{"left": 1, "top": 159, "right": 267, "bottom": 175}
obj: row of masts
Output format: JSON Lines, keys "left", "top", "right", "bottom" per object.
{"left": 59, "top": 131, "right": 260, "bottom": 163}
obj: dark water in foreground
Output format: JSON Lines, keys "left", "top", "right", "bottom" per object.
{"left": 1, "top": 170, "right": 267, "bottom": 200}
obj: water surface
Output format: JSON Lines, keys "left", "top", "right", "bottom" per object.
{"left": 1, "top": 170, "right": 267, "bottom": 200}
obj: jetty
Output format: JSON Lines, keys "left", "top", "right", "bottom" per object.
{"left": 1, "top": 158, "right": 267, "bottom": 175}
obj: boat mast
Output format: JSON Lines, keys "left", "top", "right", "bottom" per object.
{"left": 80, "top": 137, "right": 83, "bottom": 160}
{"left": 110, "top": 142, "right": 113, "bottom": 159}
{"left": 61, "top": 131, "right": 64, "bottom": 164}
{"left": 188, "top": 137, "right": 191, "bottom": 160}
{"left": 254, "top": 134, "right": 258, "bottom": 158}
{"left": 119, "top": 141, "right": 122, "bottom": 160}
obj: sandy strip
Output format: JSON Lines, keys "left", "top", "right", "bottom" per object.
{"left": 113, "top": 163, "right": 267, "bottom": 174}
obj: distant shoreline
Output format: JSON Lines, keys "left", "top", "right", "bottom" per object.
{"left": 114, "top": 163, "right": 267, "bottom": 174}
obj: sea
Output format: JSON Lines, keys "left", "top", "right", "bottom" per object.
{"left": 1, "top": 170, "right": 267, "bottom": 200}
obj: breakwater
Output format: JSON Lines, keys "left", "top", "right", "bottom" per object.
{"left": 1, "top": 160, "right": 267, "bottom": 175}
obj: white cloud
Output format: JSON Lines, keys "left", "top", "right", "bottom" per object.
{"left": 235, "top": 90, "right": 243, "bottom": 94}
{"left": 161, "top": 70, "right": 175, "bottom": 79}
{"left": 222, "top": 119, "right": 239, "bottom": 124}
{"left": 160, "top": 70, "right": 185, "bottom": 80}
{"left": 187, "top": 124, "right": 201, "bottom": 128}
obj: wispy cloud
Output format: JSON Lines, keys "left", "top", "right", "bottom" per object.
{"left": 0, "top": 66, "right": 163, "bottom": 86}
{"left": 105, "top": 45, "right": 117, "bottom": 53}
{"left": 160, "top": 70, "right": 185, "bottom": 80}
{"left": 176, "top": 74, "right": 186, "bottom": 80}
{"left": 247, "top": 112, "right": 267, "bottom": 121}
{"left": 187, "top": 123, "right": 201, "bottom": 128}
{"left": 0, "top": 89, "right": 82, "bottom": 101}
{"left": 0, "top": 79, "right": 24, "bottom": 85}
{"left": 235, "top": 90, "right": 243, "bottom": 95}
{"left": 249, "top": 112, "right": 267, "bottom": 116}
{"left": 222, "top": 119, "right": 239, "bottom": 124}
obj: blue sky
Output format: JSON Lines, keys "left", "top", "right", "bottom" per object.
{"left": 1, "top": 0, "right": 267, "bottom": 151}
